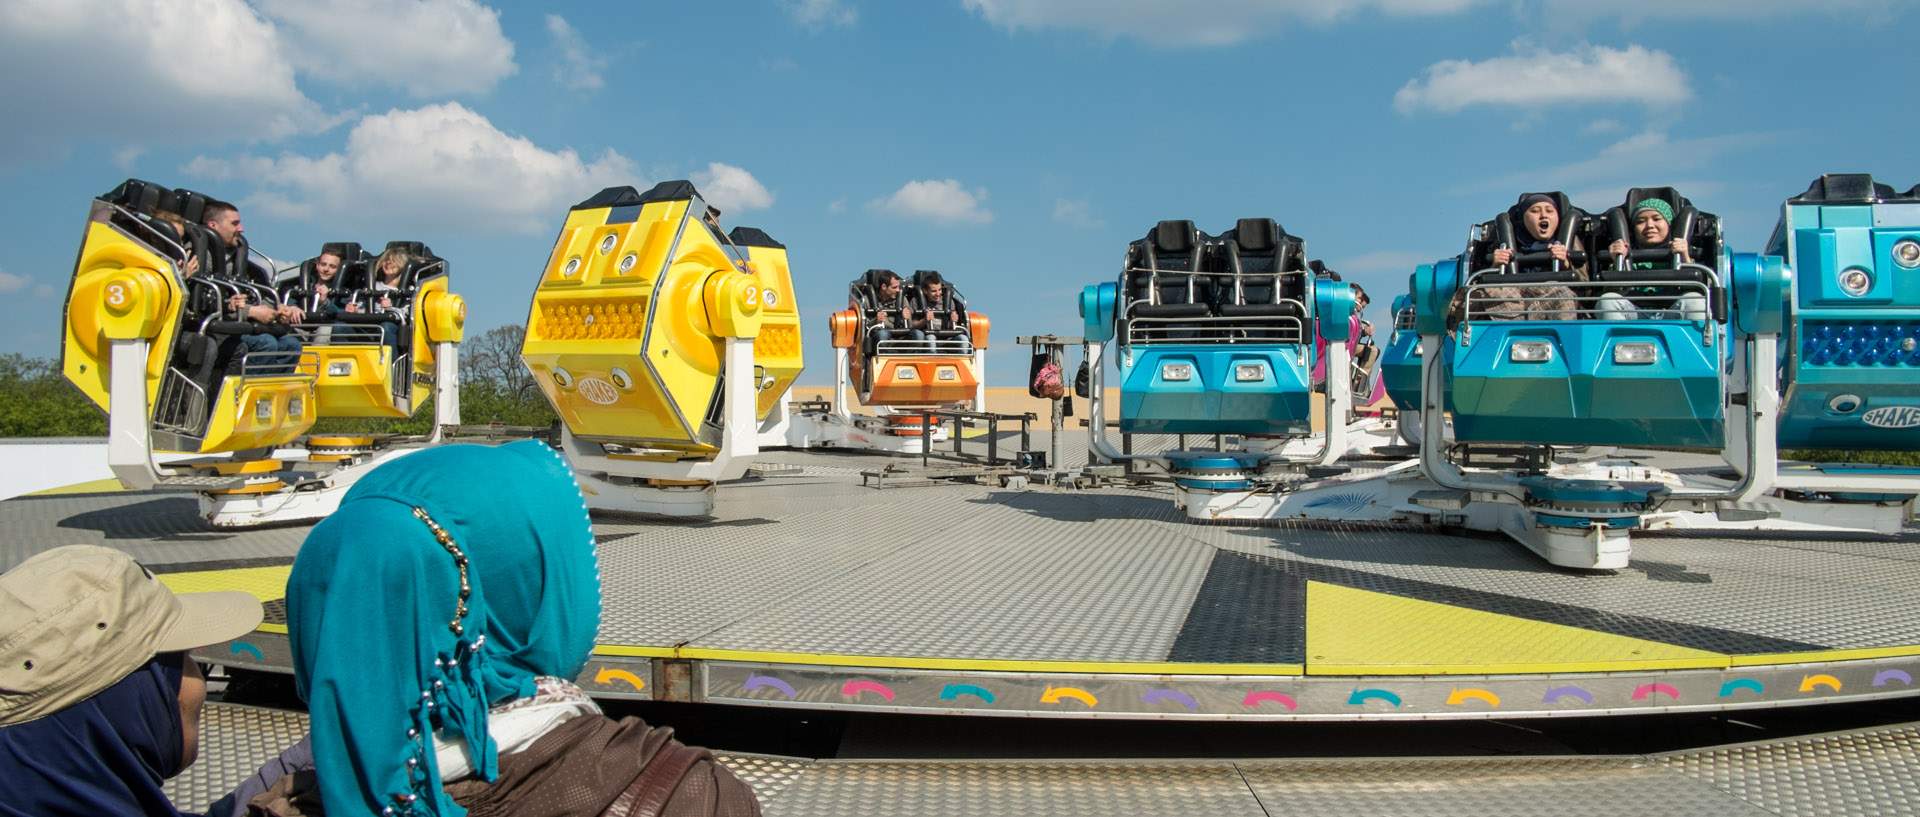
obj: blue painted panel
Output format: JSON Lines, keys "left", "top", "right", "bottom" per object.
{"left": 1118, "top": 346, "right": 1312, "bottom": 434}
{"left": 1446, "top": 323, "right": 1723, "bottom": 447}
{"left": 1380, "top": 330, "right": 1423, "bottom": 410}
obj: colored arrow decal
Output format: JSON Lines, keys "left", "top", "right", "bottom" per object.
{"left": 1542, "top": 686, "right": 1593, "bottom": 704}
{"left": 1041, "top": 685, "right": 1098, "bottom": 708}
{"left": 743, "top": 674, "right": 796, "bottom": 700}
{"left": 1718, "top": 679, "right": 1763, "bottom": 698}
{"left": 228, "top": 641, "right": 264, "bottom": 661}
{"left": 1142, "top": 689, "right": 1198, "bottom": 711}
{"left": 939, "top": 683, "right": 995, "bottom": 704}
{"left": 841, "top": 680, "right": 896, "bottom": 702}
{"left": 1446, "top": 688, "right": 1500, "bottom": 708}
{"left": 1873, "top": 669, "right": 1913, "bottom": 687}
{"left": 1347, "top": 689, "right": 1402, "bottom": 707}
{"left": 1632, "top": 683, "right": 1680, "bottom": 702}
{"left": 1241, "top": 691, "right": 1298, "bottom": 710}
{"left": 1799, "top": 674, "right": 1842, "bottom": 693}
{"left": 594, "top": 668, "right": 646, "bottom": 691}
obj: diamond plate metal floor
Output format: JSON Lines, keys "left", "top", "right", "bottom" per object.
{"left": 13, "top": 446, "right": 1920, "bottom": 721}
{"left": 172, "top": 702, "right": 1920, "bottom": 817}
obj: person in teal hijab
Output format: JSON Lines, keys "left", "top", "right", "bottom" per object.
{"left": 287, "top": 440, "right": 601, "bottom": 816}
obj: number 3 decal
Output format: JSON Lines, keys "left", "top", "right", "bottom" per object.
{"left": 105, "top": 283, "right": 128, "bottom": 308}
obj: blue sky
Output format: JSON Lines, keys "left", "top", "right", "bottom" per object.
{"left": 2, "top": 0, "right": 1916, "bottom": 385}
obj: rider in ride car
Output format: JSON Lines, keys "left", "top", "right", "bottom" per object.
{"left": 205, "top": 201, "right": 304, "bottom": 370}
{"left": 910, "top": 272, "right": 962, "bottom": 337}
{"left": 864, "top": 270, "right": 917, "bottom": 347}
{"left": 1474, "top": 193, "right": 1583, "bottom": 321}
{"left": 1596, "top": 198, "right": 1708, "bottom": 321}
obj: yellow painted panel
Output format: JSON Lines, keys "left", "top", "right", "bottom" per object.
{"left": 63, "top": 216, "right": 186, "bottom": 417}
{"left": 199, "top": 376, "right": 318, "bottom": 453}
{"left": 158, "top": 565, "right": 291, "bottom": 604}
{"left": 1305, "top": 581, "right": 1727, "bottom": 675}
{"left": 310, "top": 344, "right": 404, "bottom": 418}
{"left": 26, "top": 478, "right": 128, "bottom": 496}
{"left": 1729, "top": 645, "right": 1920, "bottom": 667}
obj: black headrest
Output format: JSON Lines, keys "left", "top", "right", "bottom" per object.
{"left": 103, "top": 179, "right": 164, "bottom": 214}
{"left": 1623, "top": 187, "right": 1689, "bottom": 213}
{"left": 1790, "top": 174, "right": 1896, "bottom": 204}
{"left": 320, "top": 242, "right": 364, "bottom": 262}
{"left": 1504, "top": 191, "right": 1583, "bottom": 244}
{"left": 1152, "top": 220, "right": 1196, "bottom": 253}
{"left": 572, "top": 186, "right": 643, "bottom": 210}
{"left": 1234, "top": 218, "right": 1280, "bottom": 253}
{"left": 383, "top": 241, "right": 436, "bottom": 261}
{"left": 171, "top": 188, "right": 210, "bottom": 224}
{"left": 727, "top": 226, "right": 785, "bottom": 249}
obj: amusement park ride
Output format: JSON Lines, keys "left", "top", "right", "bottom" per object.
{"left": 61, "top": 180, "right": 466, "bottom": 527}
{"left": 778, "top": 269, "right": 991, "bottom": 454}
{"left": 43, "top": 174, "right": 1920, "bottom": 811}
{"left": 1086, "top": 176, "right": 1920, "bottom": 569}
{"left": 518, "top": 181, "right": 804, "bottom": 517}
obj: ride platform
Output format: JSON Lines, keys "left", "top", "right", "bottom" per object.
{"left": 7, "top": 441, "right": 1920, "bottom": 724}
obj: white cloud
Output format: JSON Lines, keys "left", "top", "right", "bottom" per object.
{"left": 34, "top": 284, "right": 57, "bottom": 299}
{"left": 1535, "top": 0, "right": 1902, "bottom": 25}
{"left": 0, "top": 270, "right": 26, "bottom": 293}
{"left": 257, "top": 0, "right": 516, "bottom": 96}
{"left": 691, "top": 163, "right": 775, "bottom": 213}
{"left": 781, "top": 0, "right": 858, "bottom": 30}
{"left": 546, "top": 14, "right": 607, "bottom": 90}
{"left": 1473, "top": 128, "right": 1787, "bottom": 193}
{"left": 0, "top": 0, "right": 324, "bottom": 162}
{"left": 867, "top": 179, "right": 993, "bottom": 226}
{"left": 1052, "top": 198, "right": 1103, "bottom": 228}
{"left": 185, "top": 103, "right": 635, "bottom": 235}
{"left": 1582, "top": 118, "right": 1624, "bottom": 134}
{"left": 828, "top": 198, "right": 847, "bottom": 214}
{"left": 964, "top": 0, "right": 1484, "bottom": 46}
{"left": 1395, "top": 44, "right": 1690, "bottom": 114}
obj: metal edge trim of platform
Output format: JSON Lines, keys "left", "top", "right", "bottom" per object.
{"left": 194, "top": 633, "right": 1920, "bottom": 721}
{"left": 694, "top": 657, "right": 1920, "bottom": 721}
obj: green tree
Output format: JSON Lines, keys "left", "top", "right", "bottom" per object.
{"left": 0, "top": 353, "right": 109, "bottom": 437}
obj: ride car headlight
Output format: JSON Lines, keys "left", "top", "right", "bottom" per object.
{"left": 895, "top": 367, "right": 917, "bottom": 381}
{"left": 1840, "top": 267, "right": 1873, "bottom": 296}
{"left": 1893, "top": 239, "right": 1920, "bottom": 270}
{"left": 327, "top": 361, "right": 352, "bottom": 377}
{"left": 1613, "top": 341, "right": 1657, "bottom": 364}
{"left": 1509, "top": 340, "right": 1553, "bottom": 362}
{"left": 936, "top": 367, "right": 959, "bottom": 381}
{"left": 255, "top": 399, "right": 273, "bottom": 420}
{"left": 1412, "top": 343, "right": 1423, "bottom": 357}
{"left": 1233, "top": 362, "right": 1266, "bottom": 382}
{"left": 1161, "top": 362, "right": 1194, "bottom": 381}
{"left": 288, "top": 397, "right": 304, "bottom": 418}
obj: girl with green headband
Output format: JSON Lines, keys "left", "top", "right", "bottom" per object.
{"left": 1596, "top": 198, "right": 1707, "bottom": 322}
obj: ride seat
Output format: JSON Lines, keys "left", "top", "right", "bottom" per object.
{"left": 909, "top": 270, "right": 970, "bottom": 339}
{"left": 1128, "top": 220, "right": 1211, "bottom": 318}
{"left": 1216, "top": 217, "right": 1306, "bottom": 319}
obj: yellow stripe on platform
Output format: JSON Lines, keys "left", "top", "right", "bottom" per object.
{"left": 1305, "top": 582, "right": 1727, "bottom": 675}
{"left": 158, "top": 566, "right": 291, "bottom": 605}
{"left": 26, "top": 478, "right": 128, "bottom": 496}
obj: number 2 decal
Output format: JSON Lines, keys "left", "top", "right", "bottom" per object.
{"left": 745, "top": 286, "right": 759, "bottom": 306}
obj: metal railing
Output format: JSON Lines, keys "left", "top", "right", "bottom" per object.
{"left": 1457, "top": 265, "right": 1721, "bottom": 328}
{"left": 873, "top": 336, "right": 974, "bottom": 356}
{"left": 1123, "top": 310, "right": 1307, "bottom": 346}
{"left": 154, "top": 368, "right": 211, "bottom": 437}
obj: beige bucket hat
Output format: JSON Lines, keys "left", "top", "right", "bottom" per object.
{"left": 0, "top": 545, "right": 264, "bottom": 726}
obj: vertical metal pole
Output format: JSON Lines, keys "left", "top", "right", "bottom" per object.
{"left": 988, "top": 416, "right": 999, "bottom": 465}
{"left": 1049, "top": 343, "right": 1063, "bottom": 473}
{"left": 922, "top": 410, "right": 931, "bottom": 470}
